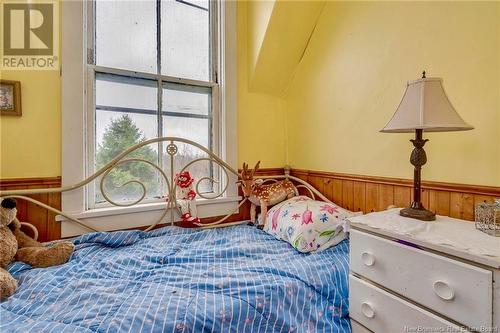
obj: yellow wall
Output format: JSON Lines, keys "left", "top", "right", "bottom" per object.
{"left": 1, "top": 0, "right": 62, "bottom": 178}
{"left": 248, "top": 0, "right": 325, "bottom": 96}
{"left": 238, "top": 1, "right": 287, "bottom": 168}
{"left": 246, "top": 0, "right": 275, "bottom": 78}
{"left": 285, "top": 1, "right": 500, "bottom": 187}
{"left": 0, "top": 1, "right": 286, "bottom": 178}
{"left": 1, "top": 1, "right": 499, "bottom": 188}
{"left": 0, "top": 67, "right": 61, "bottom": 179}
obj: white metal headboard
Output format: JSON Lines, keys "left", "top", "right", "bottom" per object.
{"left": 0, "top": 137, "right": 332, "bottom": 234}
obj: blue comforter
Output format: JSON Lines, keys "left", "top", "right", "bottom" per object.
{"left": 0, "top": 224, "right": 350, "bottom": 333}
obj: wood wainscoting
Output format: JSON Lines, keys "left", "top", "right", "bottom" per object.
{"left": 2, "top": 168, "right": 498, "bottom": 241}
{"left": 290, "top": 169, "right": 500, "bottom": 221}
{"left": 0, "top": 177, "right": 62, "bottom": 242}
{"left": 0, "top": 168, "right": 285, "bottom": 241}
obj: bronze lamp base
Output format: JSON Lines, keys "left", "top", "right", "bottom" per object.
{"left": 401, "top": 128, "right": 436, "bottom": 222}
{"left": 400, "top": 206, "right": 435, "bottom": 221}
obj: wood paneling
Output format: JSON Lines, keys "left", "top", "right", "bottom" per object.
{"left": 322, "top": 178, "right": 333, "bottom": 201}
{"left": 365, "top": 183, "right": 379, "bottom": 213}
{"left": 429, "top": 190, "right": 451, "bottom": 216}
{"left": 449, "top": 192, "right": 474, "bottom": 221}
{"left": 378, "top": 185, "right": 394, "bottom": 211}
{"left": 0, "top": 169, "right": 285, "bottom": 240}
{"left": 2, "top": 168, "right": 499, "bottom": 240}
{"left": 0, "top": 177, "right": 62, "bottom": 241}
{"left": 309, "top": 176, "right": 324, "bottom": 195}
{"left": 394, "top": 186, "right": 411, "bottom": 208}
{"left": 342, "top": 180, "right": 354, "bottom": 211}
{"left": 291, "top": 169, "right": 500, "bottom": 221}
{"left": 332, "top": 179, "right": 343, "bottom": 204}
{"left": 353, "top": 181, "right": 366, "bottom": 213}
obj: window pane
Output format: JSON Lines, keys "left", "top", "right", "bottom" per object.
{"left": 162, "top": 83, "right": 210, "bottom": 116}
{"left": 96, "top": 73, "right": 157, "bottom": 111}
{"left": 162, "top": 116, "right": 212, "bottom": 192}
{"left": 162, "top": 116, "right": 209, "bottom": 148}
{"left": 95, "top": 111, "right": 160, "bottom": 204}
{"left": 95, "top": 0, "right": 157, "bottom": 73}
{"left": 161, "top": 0, "right": 210, "bottom": 81}
{"left": 95, "top": 75, "right": 161, "bottom": 204}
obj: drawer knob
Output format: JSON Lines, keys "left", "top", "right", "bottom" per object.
{"left": 361, "top": 302, "right": 375, "bottom": 318}
{"left": 361, "top": 252, "right": 375, "bottom": 266}
{"left": 433, "top": 280, "right": 455, "bottom": 301}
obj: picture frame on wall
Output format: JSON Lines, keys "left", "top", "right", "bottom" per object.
{"left": 0, "top": 80, "right": 22, "bottom": 116}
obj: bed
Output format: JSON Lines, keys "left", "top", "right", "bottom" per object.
{"left": 0, "top": 137, "right": 352, "bottom": 332}
{"left": 1, "top": 225, "right": 350, "bottom": 332}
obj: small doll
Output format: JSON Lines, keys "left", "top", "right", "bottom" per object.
{"left": 174, "top": 171, "right": 200, "bottom": 224}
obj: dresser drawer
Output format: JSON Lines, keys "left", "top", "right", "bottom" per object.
{"left": 350, "top": 229, "right": 492, "bottom": 329}
{"left": 350, "top": 275, "right": 468, "bottom": 333}
{"left": 351, "top": 319, "right": 373, "bottom": 333}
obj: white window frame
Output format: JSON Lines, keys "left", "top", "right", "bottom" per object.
{"left": 87, "top": 0, "right": 219, "bottom": 209}
{"left": 61, "top": 0, "right": 238, "bottom": 237}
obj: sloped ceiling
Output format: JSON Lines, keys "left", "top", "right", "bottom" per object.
{"left": 247, "top": 0, "right": 325, "bottom": 97}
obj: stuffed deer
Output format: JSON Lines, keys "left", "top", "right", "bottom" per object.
{"left": 239, "top": 162, "right": 298, "bottom": 228}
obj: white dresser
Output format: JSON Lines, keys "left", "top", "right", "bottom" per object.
{"left": 348, "top": 209, "right": 500, "bottom": 333}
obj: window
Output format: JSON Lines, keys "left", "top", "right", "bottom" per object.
{"left": 88, "top": 0, "right": 218, "bottom": 207}
{"left": 61, "top": 0, "right": 236, "bottom": 236}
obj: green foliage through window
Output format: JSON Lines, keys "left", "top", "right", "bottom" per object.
{"left": 96, "top": 115, "right": 160, "bottom": 203}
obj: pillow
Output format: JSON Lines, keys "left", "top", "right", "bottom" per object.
{"left": 261, "top": 196, "right": 361, "bottom": 253}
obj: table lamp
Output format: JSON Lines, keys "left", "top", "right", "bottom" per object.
{"left": 381, "top": 72, "right": 473, "bottom": 221}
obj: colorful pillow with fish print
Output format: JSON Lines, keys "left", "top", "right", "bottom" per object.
{"left": 261, "top": 196, "right": 361, "bottom": 253}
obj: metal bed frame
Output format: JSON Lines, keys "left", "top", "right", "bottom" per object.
{"left": 0, "top": 137, "right": 331, "bottom": 236}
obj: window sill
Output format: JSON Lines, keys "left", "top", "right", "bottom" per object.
{"left": 57, "top": 196, "right": 242, "bottom": 237}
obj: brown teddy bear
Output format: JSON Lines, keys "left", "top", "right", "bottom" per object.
{"left": 0, "top": 198, "right": 74, "bottom": 300}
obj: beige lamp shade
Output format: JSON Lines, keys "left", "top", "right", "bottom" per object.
{"left": 381, "top": 77, "right": 473, "bottom": 133}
